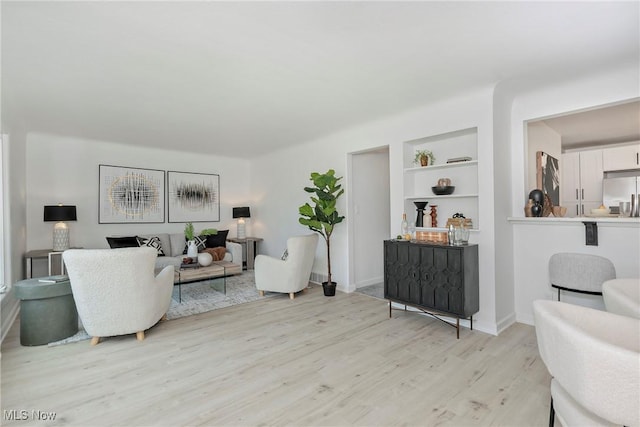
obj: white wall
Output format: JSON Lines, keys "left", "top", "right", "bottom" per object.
{"left": 250, "top": 86, "right": 500, "bottom": 335}
{"left": 25, "top": 133, "right": 251, "bottom": 252}
{"left": 526, "top": 121, "right": 561, "bottom": 194}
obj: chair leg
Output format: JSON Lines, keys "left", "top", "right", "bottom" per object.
{"left": 259, "top": 290, "right": 265, "bottom": 297}
{"left": 557, "top": 288, "right": 561, "bottom": 301}
{"left": 161, "top": 314, "right": 167, "bottom": 321}
{"left": 549, "top": 397, "right": 555, "bottom": 427}
{"left": 136, "top": 331, "right": 145, "bottom": 341}
{"left": 289, "top": 292, "right": 294, "bottom": 300}
{"left": 90, "top": 337, "right": 100, "bottom": 346}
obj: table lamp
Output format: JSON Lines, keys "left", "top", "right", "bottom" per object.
{"left": 44, "top": 205, "right": 77, "bottom": 251}
{"left": 232, "top": 207, "right": 250, "bottom": 239}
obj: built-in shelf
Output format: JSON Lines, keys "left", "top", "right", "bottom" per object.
{"left": 403, "top": 128, "right": 479, "bottom": 229}
{"left": 404, "top": 160, "right": 478, "bottom": 173}
{"left": 406, "top": 193, "right": 479, "bottom": 200}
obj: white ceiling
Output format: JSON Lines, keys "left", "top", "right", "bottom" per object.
{"left": 539, "top": 101, "right": 640, "bottom": 150}
{"left": 2, "top": 1, "right": 639, "bottom": 158}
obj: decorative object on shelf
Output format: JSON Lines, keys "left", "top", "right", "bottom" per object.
{"left": 44, "top": 204, "right": 77, "bottom": 251}
{"left": 543, "top": 194, "right": 553, "bottom": 217}
{"left": 168, "top": 170, "right": 220, "bottom": 223}
{"left": 400, "top": 213, "right": 409, "bottom": 239}
{"left": 413, "top": 201, "right": 428, "bottom": 227}
{"left": 524, "top": 199, "right": 533, "bottom": 217}
{"left": 454, "top": 224, "right": 470, "bottom": 245}
{"left": 197, "top": 252, "right": 213, "bottom": 267}
{"left": 99, "top": 164, "right": 165, "bottom": 224}
{"left": 552, "top": 206, "right": 567, "bottom": 217}
{"left": 437, "top": 178, "right": 451, "bottom": 187}
{"left": 446, "top": 213, "right": 472, "bottom": 229}
{"left": 232, "top": 206, "right": 251, "bottom": 239}
{"left": 429, "top": 205, "right": 438, "bottom": 227}
{"left": 529, "top": 189, "right": 544, "bottom": 217}
{"left": 536, "top": 151, "right": 560, "bottom": 207}
{"left": 413, "top": 149, "right": 435, "bottom": 167}
{"left": 446, "top": 156, "right": 472, "bottom": 164}
{"left": 432, "top": 185, "right": 455, "bottom": 195}
{"left": 415, "top": 230, "right": 447, "bottom": 242}
{"left": 299, "top": 169, "right": 345, "bottom": 297}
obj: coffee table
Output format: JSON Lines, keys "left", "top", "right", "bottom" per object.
{"left": 173, "top": 261, "right": 242, "bottom": 302}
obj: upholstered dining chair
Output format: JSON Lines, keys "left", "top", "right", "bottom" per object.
{"left": 533, "top": 300, "right": 640, "bottom": 427}
{"left": 603, "top": 278, "right": 640, "bottom": 319}
{"left": 63, "top": 247, "right": 174, "bottom": 345}
{"left": 549, "top": 253, "right": 616, "bottom": 301}
{"left": 254, "top": 234, "right": 319, "bottom": 299}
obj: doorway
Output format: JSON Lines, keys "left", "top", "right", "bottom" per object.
{"left": 348, "top": 146, "right": 390, "bottom": 292}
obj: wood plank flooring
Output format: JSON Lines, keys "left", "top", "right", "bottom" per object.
{"left": 1, "top": 286, "right": 551, "bottom": 426}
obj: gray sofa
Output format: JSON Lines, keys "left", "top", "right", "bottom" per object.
{"left": 137, "top": 233, "right": 242, "bottom": 270}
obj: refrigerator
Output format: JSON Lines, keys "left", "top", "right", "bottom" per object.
{"left": 602, "top": 176, "right": 640, "bottom": 215}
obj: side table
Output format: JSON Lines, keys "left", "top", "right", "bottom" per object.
{"left": 14, "top": 277, "right": 78, "bottom": 346}
{"left": 227, "top": 237, "right": 263, "bottom": 270}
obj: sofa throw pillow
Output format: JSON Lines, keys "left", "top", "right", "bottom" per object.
{"left": 137, "top": 236, "right": 165, "bottom": 256}
{"left": 205, "top": 229, "right": 229, "bottom": 248}
{"left": 202, "top": 247, "right": 226, "bottom": 261}
{"left": 182, "top": 235, "right": 207, "bottom": 254}
{"left": 106, "top": 236, "right": 140, "bottom": 249}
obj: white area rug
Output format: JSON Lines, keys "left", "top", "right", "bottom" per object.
{"left": 49, "top": 271, "right": 269, "bottom": 346}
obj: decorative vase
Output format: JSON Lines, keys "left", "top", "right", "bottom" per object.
{"left": 187, "top": 240, "right": 198, "bottom": 257}
{"left": 420, "top": 156, "right": 429, "bottom": 167}
{"left": 531, "top": 203, "right": 543, "bottom": 217}
{"left": 197, "top": 252, "right": 213, "bottom": 267}
{"left": 414, "top": 201, "right": 428, "bottom": 227}
{"left": 322, "top": 281, "right": 337, "bottom": 297}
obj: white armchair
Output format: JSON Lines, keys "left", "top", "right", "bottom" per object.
{"left": 63, "top": 247, "right": 174, "bottom": 345}
{"left": 533, "top": 300, "right": 640, "bottom": 427}
{"left": 254, "top": 234, "right": 319, "bottom": 299}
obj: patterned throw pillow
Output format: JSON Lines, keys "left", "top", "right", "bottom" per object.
{"left": 137, "top": 236, "right": 165, "bottom": 256}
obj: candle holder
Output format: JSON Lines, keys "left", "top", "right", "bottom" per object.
{"left": 413, "top": 201, "right": 428, "bottom": 227}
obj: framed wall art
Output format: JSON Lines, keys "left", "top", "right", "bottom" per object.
{"left": 536, "top": 151, "right": 560, "bottom": 207}
{"left": 167, "top": 171, "right": 220, "bottom": 223}
{"left": 99, "top": 165, "right": 165, "bottom": 223}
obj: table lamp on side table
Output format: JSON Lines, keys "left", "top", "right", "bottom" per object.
{"left": 44, "top": 204, "right": 77, "bottom": 251}
{"left": 232, "top": 206, "right": 250, "bottom": 239}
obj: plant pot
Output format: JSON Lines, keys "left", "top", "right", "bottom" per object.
{"left": 322, "top": 281, "right": 337, "bottom": 297}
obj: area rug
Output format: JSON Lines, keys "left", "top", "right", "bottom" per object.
{"left": 49, "top": 271, "right": 269, "bottom": 346}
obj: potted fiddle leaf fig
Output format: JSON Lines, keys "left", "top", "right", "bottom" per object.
{"left": 299, "top": 169, "right": 345, "bottom": 296}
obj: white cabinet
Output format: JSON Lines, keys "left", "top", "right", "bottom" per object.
{"left": 403, "top": 128, "right": 478, "bottom": 229}
{"left": 561, "top": 149, "right": 603, "bottom": 217}
{"left": 602, "top": 143, "right": 640, "bottom": 171}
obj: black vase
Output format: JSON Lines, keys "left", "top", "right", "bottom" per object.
{"left": 531, "top": 203, "right": 543, "bottom": 217}
{"left": 529, "top": 189, "right": 544, "bottom": 205}
{"left": 414, "top": 201, "right": 428, "bottom": 227}
{"left": 322, "top": 282, "right": 337, "bottom": 297}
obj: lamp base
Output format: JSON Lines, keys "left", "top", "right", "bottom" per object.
{"left": 237, "top": 220, "right": 246, "bottom": 239}
{"left": 52, "top": 226, "right": 70, "bottom": 251}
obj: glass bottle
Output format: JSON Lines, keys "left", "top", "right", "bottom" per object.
{"left": 401, "top": 213, "right": 409, "bottom": 239}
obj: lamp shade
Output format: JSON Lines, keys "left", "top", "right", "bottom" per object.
{"left": 232, "top": 207, "right": 250, "bottom": 219}
{"left": 44, "top": 205, "right": 77, "bottom": 222}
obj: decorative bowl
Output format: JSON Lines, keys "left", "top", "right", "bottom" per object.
{"left": 431, "top": 186, "right": 455, "bottom": 196}
{"left": 590, "top": 207, "right": 610, "bottom": 217}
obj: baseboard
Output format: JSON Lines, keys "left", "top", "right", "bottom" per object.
{"left": 354, "top": 276, "right": 383, "bottom": 288}
{"left": 496, "top": 312, "right": 517, "bottom": 335}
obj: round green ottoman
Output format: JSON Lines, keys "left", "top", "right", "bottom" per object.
{"left": 14, "top": 278, "right": 78, "bottom": 346}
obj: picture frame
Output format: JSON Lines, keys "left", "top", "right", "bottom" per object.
{"left": 99, "top": 165, "right": 165, "bottom": 223}
{"left": 536, "top": 151, "right": 560, "bottom": 207}
{"left": 167, "top": 171, "right": 220, "bottom": 223}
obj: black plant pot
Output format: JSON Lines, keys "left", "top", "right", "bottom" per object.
{"left": 322, "top": 282, "right": 337, "bottom": 297}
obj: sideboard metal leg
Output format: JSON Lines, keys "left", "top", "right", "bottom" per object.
{"left": 471, "top": 315, "right": 473, "bottom": 331}
{"left": 456, "top": 317, "right": 460, "bottom": 339}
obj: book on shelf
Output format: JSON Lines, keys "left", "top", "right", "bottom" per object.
{"left": 38, "top": 275, "right": 69, "bottom": 283}
{"left": 446, "top": 156, "right": 472, "bottom": 164}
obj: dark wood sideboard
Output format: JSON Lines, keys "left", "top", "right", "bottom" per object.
{"left": 383, "top": 239, "right": 479, "bottom": 338}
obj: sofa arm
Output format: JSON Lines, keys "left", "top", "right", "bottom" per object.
{"left": 226, "top": 240, "right": 243, "bottom": 267}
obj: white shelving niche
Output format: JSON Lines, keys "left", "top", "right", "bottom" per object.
{"left": 403, "top": 127, "right": 479, "bottom": 231}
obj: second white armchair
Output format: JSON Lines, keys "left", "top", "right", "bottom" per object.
{"left": 255, "top": 234, "right": 319, "bottom": 299}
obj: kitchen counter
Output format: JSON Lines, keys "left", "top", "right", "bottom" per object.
{"left": 508, "top": 216, "right": 640, "bottom": 226}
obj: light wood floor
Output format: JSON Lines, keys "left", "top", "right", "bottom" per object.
{"left": 1, "top": 286, "right": 551, "bottom": 426}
